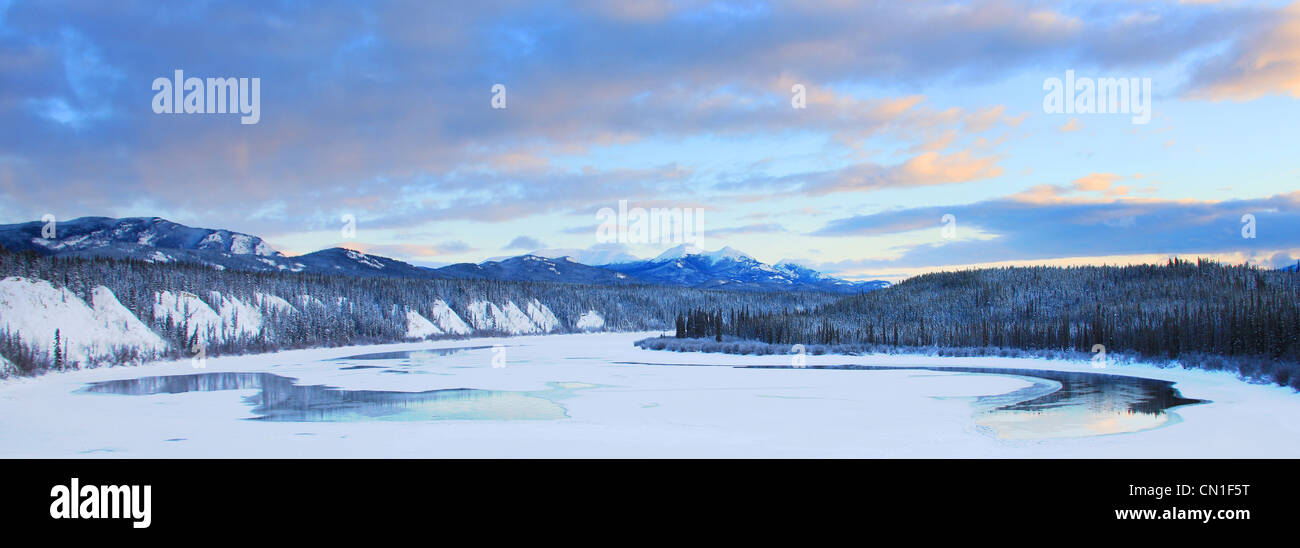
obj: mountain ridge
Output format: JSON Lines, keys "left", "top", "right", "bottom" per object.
{"left": 0, "top": 216, "right": 887, "bottom": 294}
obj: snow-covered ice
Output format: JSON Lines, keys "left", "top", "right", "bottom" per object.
{"left": 1, "top": 332, "right": 1298, "bottom": 458}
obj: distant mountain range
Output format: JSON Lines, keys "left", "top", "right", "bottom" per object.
{"left": 0, "top": 216, "right": 888, "bottom": 294}
{"left": 604, "top": 244, "right": 890, "bottom": 293}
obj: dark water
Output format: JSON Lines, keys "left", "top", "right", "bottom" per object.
{"left": 82, "top": 372, "right": 566, "bottom": 422}
{"left": 621, "top": 362, "right": 1207, "bottom": 439}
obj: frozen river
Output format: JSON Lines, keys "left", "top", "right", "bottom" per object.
{"left": 2, "top": 332, "right": 1298, "bottom": 457}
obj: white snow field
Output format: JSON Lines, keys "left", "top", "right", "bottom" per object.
{"left": 1, "top": 331, "right": 1298, "bottom": 458}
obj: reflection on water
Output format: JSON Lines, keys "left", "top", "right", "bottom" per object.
{"left": 330, "top": 346, "right": 501, "bottom": 372}
{"left": 333, "top": 346, "right": 497, "bottom": 361}
{"left": 751, "top": 364, "right": 1205, "bottom": 440}
{"left": 82, "top": 372, "right": 567, "bottom": 422}
{"left": 83, "top": 359, "right": 1206, "bottom": 438}
{"left": 619, "top": 361, "right": 1206, "bottom": 440}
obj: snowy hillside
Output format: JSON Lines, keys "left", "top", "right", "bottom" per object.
{"left": 0, "top": 249, "right": 841, "bottom": 375}
{"left": 0, "top": 272, "right": 586, "bottom": 371}
{"left": 576, "top": 310, "right": 606, "bottom": 331}
{"left": 153, "top": 290, "right": 223, "bottom": 343}
{"left": 0, "top": 277, "right": 166, "bottom": 365}
{"left": 404, "top": 300, "right": 476, "bottom": 339}
{"left": 405, "top": 309, "right": 442, "bottom": 338}
{"left": 429, "top": 300, "right": 472, "bottom": 335}
{"left": 465, "top": 300, "right": 560, "bottom": 334}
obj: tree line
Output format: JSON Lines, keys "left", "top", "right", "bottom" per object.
{"left": 0, "top": 249, "right": 838, "bottom": 375}
{"left": 672, "top": 259, "right": 1300, "bottom": 388}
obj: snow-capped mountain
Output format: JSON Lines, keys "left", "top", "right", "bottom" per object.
{"left": 503, "top": 247, "right": 641, "bottom": 266}
{"left": 0, "top": 216, "right": 280, "bottom": 258}
{"left": 294, "top": 247, "right": 439, "bottom": 279}
{"left": 650, "top": 244, "right": 752, "bottom": 264}
{"left": 436, "top": 255, "right": 634, "bottom": 285}
{"left": 0, "top": 217, "right": 888, "bottom": 294}
{"left": 0, "top": 216, "right": 310, "bottom": 273}
{"left": 602, "top": 244, "right": 888, "bottom": 294}
{"left": 771, "top": 261, "right": 892, "bottom": 292}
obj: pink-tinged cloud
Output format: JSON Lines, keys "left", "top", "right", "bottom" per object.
{"left": 1187, "top": 1, "right": 1300, "bottom": 100}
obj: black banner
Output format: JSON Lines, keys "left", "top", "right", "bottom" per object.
{"left": 2, "top": 459, "right": 1284, "bottom": 537}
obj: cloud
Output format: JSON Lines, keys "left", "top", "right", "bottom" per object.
{"left": 794, "top": 150, "right": 1005, "bottom": 195}
{"left": 0, "top": 0, "right": 1293, "bottom": 258}
{"left": 503, "top": 235, "right": 545, "bottom": 250}
{"left": 708, "top": 223, "right": 788, "bottom": 237}
{"left": 1185, "top": 1, "right": 1300, "bottom": 100}
{"left": 811, "top": 190, "right": 1300, "bottom": 268}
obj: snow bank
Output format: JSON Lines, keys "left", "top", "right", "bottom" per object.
{"left": 0, "top": 277, "right": 166, "bottom": 364}
{"left": 576, "top": 310, "right": 605, "bottom": 331}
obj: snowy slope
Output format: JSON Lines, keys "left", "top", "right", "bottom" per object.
{"left": 405, "top": 309, "right": 443, "bottom": 339}
{"left": 0, "top": 277, "right": 166, "bottom": 364}
{"left": 89, "top": 287, "right": 168, "bottom": 357}
{"left": 209, "top": 292, "right": 263, "bottom": 339}
{"left": 429, "top": 300, "right": 471, "bottom": 335}
{"left": 153, "top": 290, "right": 223, "bottom": 343}
{"left": 255, "top": 293, "right": 296, "bottom": 314}
{"left": 576, "top": 310, "right": 606, "bottom": 331}
{"left": 525, "top": 299, "right": 560, "bottom": 333}
{"left": 498, "top": 301, "right": 540, "bottom": 334}
{"left": 465, "top": 300, "right": 559, "bottom": 334}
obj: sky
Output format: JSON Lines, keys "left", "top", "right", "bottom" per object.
{"left": 1, "top": 0, "right": 1299, "bottom": 282}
